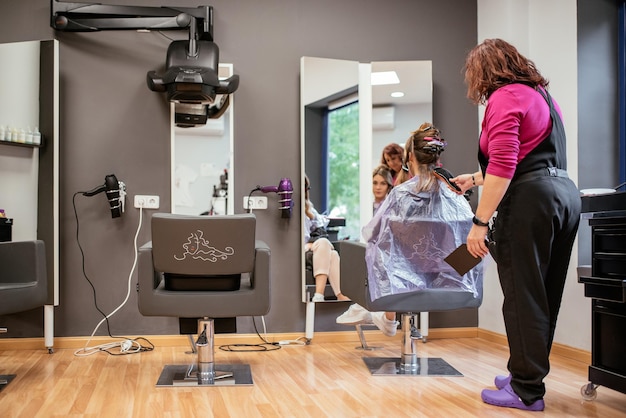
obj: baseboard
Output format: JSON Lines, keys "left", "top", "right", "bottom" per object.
{"left": 0, "top": 328, "right": 592, "bottom": 364}
{"left": 0, "top": 327, "right": 478, "bottom": 351}
{"left": 477, "top": 328, "right": 591, "bottom": 364}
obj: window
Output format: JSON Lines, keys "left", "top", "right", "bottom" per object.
{"left": 326, "top": 101, "right": 360, "bottom": 240}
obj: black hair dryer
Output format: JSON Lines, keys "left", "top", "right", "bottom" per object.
{"left": 82, "top": 174, "right": 126, "bottom": 218}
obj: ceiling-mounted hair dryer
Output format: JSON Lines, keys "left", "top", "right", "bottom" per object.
{"left": 259, "top": 178, "right": 293, "bottom": 218}
{"left": 82, "top": 174, "right": 126, "bottom": 218}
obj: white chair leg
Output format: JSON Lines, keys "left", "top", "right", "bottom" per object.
{"left": 305, "top": 300, "right": 315, "bottom": 342}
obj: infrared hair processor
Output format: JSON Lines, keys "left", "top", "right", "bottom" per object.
{"left": 82, "top": 174, "right": 127, "bottom": 218}
{"left": 260, "top": 178, "right": 293, "bottom": 218}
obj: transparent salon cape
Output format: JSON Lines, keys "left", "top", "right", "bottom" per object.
{"left": 362, "top": 175, "right": 483, "bottom": 302}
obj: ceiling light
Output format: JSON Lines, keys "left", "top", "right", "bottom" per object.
{"left": 390, "top": 91, "right": 405, "bottom": 98}
{"left": 371, "top": 71, "right": 400, "bottom": 85}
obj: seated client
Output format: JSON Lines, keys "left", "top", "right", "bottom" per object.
{"left": 304, "top": 175, "right": 349, "bottom": 302}
{"left": 337, "top": 123, "right": 478, "bottom": 334}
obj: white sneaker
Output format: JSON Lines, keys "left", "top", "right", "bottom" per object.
{"left": 371, "top": 312, "right": 398, "bottom": 337}
{"left": 311, "top": 293, "right": 325, "bottom": 302}
{"left": 336, "top": 304, "right": 372, "bottom": 324}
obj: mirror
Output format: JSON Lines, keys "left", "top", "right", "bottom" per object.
{"left": 300, "top": 57, "right": 432, "bottom": 303}
{"left": 171, "top": 63, "right": 235, "bottom": 215}
{"left": 0, "top": 39, "right": 60, "bottom": 346}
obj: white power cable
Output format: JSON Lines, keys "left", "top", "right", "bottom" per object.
{"left": 74, "top": 206, "right": 144, "bottom": 356}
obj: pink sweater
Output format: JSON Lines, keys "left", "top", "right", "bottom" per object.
{"left": 479, "top": 83, "right": 562, "bottom": 179}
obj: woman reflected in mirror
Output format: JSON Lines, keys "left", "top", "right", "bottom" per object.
{"left": 304, "top": 175, "right": 350, "bottom": 302}
{"left": 380, "top": 143, "right": 404, "bottom": 185}
{"left": 372, "top": 164, "right": 394, "bottom": 214}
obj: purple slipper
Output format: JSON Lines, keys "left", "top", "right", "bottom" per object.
{"left": 494, "top": 374, "right": 512, "bottom": 389}
{"left": 481, "top": 383, "right": 545, "bottom": 411}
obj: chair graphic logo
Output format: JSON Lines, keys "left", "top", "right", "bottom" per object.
{"left": 174, "top": 230, "right": 235, "bottom": 262}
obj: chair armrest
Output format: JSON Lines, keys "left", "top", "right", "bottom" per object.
{"left": 138, "top": 242, "right": 162, "bottom": 290}
{"left": 251, "top": 240, "right": 271, "bottom": 315}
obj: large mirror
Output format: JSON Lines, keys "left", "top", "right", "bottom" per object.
{"left": 171, "top": 63, "right": 235, "bottom": 215}
{"left": 300, "top": 57, "right": 432, "bottom": 303}
{"left": 0, "top": 39, "right": 60, "bottom": 347}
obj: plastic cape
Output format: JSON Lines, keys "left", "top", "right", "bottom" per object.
{"left": 362, "top": 175, "right": 483, "bottom": 302}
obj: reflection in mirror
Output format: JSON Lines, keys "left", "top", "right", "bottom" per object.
{"left": 300, "top": 58, "right": 432, "bottom": 304}
{"left": 171, "top": 64, "right": 234, "bottom": 215}
{"left": 0, "top": 39, "right": 60, "bottom": 347}
{"left": 300, "top": 57, "right": 360, "bottom": 303}
{"left": 370, "top": 61, "right": 433, "bottom": 174}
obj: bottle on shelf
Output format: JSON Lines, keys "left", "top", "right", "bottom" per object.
{"left": 33, "top": 127, "right": 41, "bottom": 146}
{"left": 25, "top": 126, "right": 33, "bottom": 144}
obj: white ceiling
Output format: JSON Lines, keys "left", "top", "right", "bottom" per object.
{"left": 372, "top": 60, "right": 432, "bottom": 106}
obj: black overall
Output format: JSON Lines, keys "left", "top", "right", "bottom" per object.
{"left": 479, "top": 87, "right": 581, "bottom": 404}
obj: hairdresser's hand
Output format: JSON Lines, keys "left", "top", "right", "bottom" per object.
{"left": 466, "top": 224, "right": 489, "bottom": 259}
{"left": 450, "top": 173, "right": 475, "bottom": 194}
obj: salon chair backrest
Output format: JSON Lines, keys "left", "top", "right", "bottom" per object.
{"left": 151, "top": 213, "right": 256, "bottom": 291}
{"left": 0, "top": 240, "right": 48, "bottom": 316}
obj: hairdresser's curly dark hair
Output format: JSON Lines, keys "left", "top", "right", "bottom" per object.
{"left": 464, "top": 38, "right": 549, "bottom": 105}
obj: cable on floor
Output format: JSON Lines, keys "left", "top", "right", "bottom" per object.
{"left": 72, "top": 195, "right": 154, "bottom": 356}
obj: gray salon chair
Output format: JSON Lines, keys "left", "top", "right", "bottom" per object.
{"left": 138, "top": 213, "right": 270, "bottom": 386}
{"left": 0, "top": 240, "right": 48, "bottom": 391}
{"left": 338, "top": 234, "right": 483, "bottom": 377}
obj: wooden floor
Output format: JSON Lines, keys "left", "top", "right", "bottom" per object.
{"left": 1, "top": 333, "right": 625, "bottom": 418}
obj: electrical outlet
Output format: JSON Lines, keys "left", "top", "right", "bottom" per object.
{"left": 243, "top": 196, "right": 268, "bottom": 210}
{"left": 134, "top": 195, "right": 160, "bottom": 209}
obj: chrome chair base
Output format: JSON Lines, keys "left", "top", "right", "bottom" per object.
{"left": 354, "top": 323, "right": 383, "bottom": 350}
{"left": 156, "top": 364, "right": 253, "bottom": 387}
{"left": 362, "top": 357, "right": 462, "bottom": 376}
{"left": 0, "top": 374, "right": 16, "bottom": 392}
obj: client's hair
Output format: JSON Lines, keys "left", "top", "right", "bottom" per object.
{"left": 404, "top": 122, "right": 446, "bottom": 192}
{"left": 304, "top": 175, "right": 314, "bottom": 219}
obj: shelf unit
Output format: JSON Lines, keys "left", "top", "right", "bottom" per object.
{"left": 578, "top": 192, "right": 626, "bottom": 398}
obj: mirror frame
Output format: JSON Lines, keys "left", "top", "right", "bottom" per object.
{"left": 300, "top": 57, "right": 432, "bottom": 303}
{"left": 0, "top": 39, "right": 60, "bottom": 347}
{"left": 300, "top": 57, "right": 367, "bottom": 302}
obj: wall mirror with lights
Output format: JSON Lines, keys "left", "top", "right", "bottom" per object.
{"left": 171, "top": 63, "right": 235, "bottom": 216}
{"left": 300, "top": 57, "right": 433, "bottom": 306}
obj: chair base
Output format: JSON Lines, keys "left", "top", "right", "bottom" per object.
{"left": 354, "top": 324, "right": 383, "bottom": 350}
{"left": 0, "top": 374, "right": 16, "bottom": 392}
{"left": 361, "top": 313, "right": 462, "bottom": 376}
{"left": 155, "top": 364, "right": 253, "bottom": 387}
{"left": 362, "top": 357, "right": 463, "bottom": 377}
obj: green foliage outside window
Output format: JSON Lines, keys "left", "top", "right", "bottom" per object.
{"left": 327, "top": 102, "right": 360, "bottom": 240}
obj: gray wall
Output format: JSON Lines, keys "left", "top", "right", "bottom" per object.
{"left": 0, "top": 0, "right": 492, "bottom": 338}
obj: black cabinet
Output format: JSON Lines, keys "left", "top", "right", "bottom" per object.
{"left": 578, "top": 192, "right": 626, "bottom": 398}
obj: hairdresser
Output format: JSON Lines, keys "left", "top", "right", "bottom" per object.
{"left": 451, "top": 39, "right": 581, "bottom": 412}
